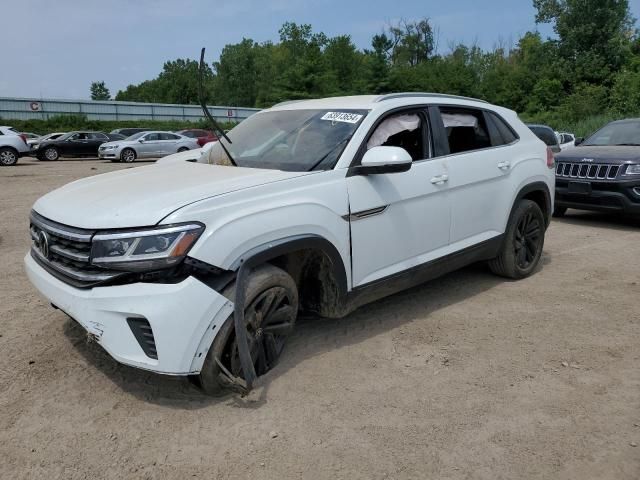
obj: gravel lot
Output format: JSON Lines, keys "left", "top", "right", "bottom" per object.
{"left": 1, "top": 156, "right": 639, "bottom": 479}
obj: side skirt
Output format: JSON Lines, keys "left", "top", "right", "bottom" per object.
{"left": 343, "top": 235, "right": 503, "bottom": 314}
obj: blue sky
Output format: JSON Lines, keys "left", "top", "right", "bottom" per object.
{"left": 3, "top": 0, "right": 638, "bottom": 100}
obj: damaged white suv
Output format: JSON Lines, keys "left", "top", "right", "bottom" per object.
{"left": 25, "top": 93, "right": 555, "bottom": 394}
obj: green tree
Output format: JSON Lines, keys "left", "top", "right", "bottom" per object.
{"left": 533, "top": 0, "right": 635, "bottom": 83}
{"left": 90, "top": 81, "right": 111, "bottom": 100}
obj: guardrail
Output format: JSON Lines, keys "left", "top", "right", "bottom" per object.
{"left": 0, "top": 97, "right": 260, "bottom": 123}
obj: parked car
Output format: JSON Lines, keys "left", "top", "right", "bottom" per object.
{"left": 553, "top": 118, "right": 640, "bottom": 217}
{"left": 25, "top": 93, "right": 554, "bottom": 395}
{"left": 556, "top": 131, "right": 576, "bottom": 151}
{"left": 0, "top": 126, "right": 30, "bottom": 166}
{"left": 527, "top": 124, "right": 561, "bottom": 153}
{"left": 34, "top": 131, "right": 112, "bottom": 161}
{"left": 29, "top": 132, "right": 65, "bottom": 153}
{"left": 110, "top": 128, "right": 150, "bottom": 137}
{"left": 98, "top": 131, "right": 198, "bottom": 162}
{"left": 176, "top": 129, "right": 218, "bottom": 147}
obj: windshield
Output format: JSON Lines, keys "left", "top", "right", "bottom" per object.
{"left": 206, "top": 109, "right": 368, "bottom": 171}
{"left": 583, "top": 121, "right": 640, "bottom": 146}
{"left": 125, "top": 132, "right": 147, "bottom": 141}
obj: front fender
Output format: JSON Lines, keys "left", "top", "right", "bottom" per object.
{"left": 162, "top": 170, "right": 353, "bottom": 289}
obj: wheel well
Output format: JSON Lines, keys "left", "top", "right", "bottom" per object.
{"left": 1, "top": 146, "right": 19, "bottom": 155}
{"left": 268, "top": 248, "right": 345, "bottom": 318}
{"left": 518, "top": 183, "right": 551, "bottom": 226}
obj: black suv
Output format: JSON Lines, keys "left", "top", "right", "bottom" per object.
{"left": 554, "top": 118, "right": 640, "bottom": 217}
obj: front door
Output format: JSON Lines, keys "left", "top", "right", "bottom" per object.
{"left": 346, "top": 109, "right": 451, "bottom": 287}
{"left": 138, "top": 133, "right": 161, "bottom": 158}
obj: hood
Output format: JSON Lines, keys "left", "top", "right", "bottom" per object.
{"left": 557, "top": 145, "right": 640, "bottom": 164}
{"left": 33, "top": 162, "right": 312, "bottom": 229}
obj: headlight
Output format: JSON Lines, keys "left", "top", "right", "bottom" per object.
{"left": 103, "top": 145, "right": 118, "bottom": 150}
{"left": 625, "top": 164, "right": 640, "bottom": 175}
{"left": 91, "top": 223, "right": 204, "bottom": 271}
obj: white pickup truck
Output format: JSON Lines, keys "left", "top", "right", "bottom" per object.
{"left": 0, "top": 126, "right": 30, "bottom": 166}
{"left": 25, "top": 93, "right": 555, "bottom": 394}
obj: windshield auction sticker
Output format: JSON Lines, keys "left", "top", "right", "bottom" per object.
{"left": 321, "top": 112, "right": 364, "bottom": 124}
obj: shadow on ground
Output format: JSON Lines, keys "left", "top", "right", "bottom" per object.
{"left": 63, "top": 261, "right": 509, "bottom": 409}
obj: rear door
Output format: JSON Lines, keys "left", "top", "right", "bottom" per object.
{"left": 431, "top": 106, "right": 517, "bottom": 248}
{"left": 346, "top": 108, "right": 451, "bottom": 287}
{"left": 158, "top": 133, "right": 179, "bottom": 155}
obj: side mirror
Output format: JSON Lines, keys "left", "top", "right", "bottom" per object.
{"left": 138, "top": 138, "right": 145, "bottom": 143}
{"left": 354, "top": 146, "right": 412, "bottom": 175}
{"left": 574, "top": 137, "right": 584, "bottom": 146}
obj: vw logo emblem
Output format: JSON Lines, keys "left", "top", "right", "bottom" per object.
{"left": 37, "top": 230, "right": 51, "bottom": 259}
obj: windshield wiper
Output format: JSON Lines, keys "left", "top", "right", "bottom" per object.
{"left": 306, "top": 138, "right": 349, "bottom": 172}
{"left": 198, "top": 47, "right": 237, "bottom": 166}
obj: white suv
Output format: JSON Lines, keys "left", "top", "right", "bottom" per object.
{"left": 0, "top": 126, "right": 30, "bottom": 166}
{"left": 25, "top": 93, "right": 555, "bottom": 394}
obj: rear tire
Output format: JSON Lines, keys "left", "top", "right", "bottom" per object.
{"left": 120, "top": 148, "right": 136, "bottom": 163}
{"left": 197, "top": 264, "right": 298, "bottom": 396}
{"left": 0, "top": 147, "right": 19, "bottom": 166}
{"left": 489, "top": 199, "right": 545, "bottom": 279}
{"left": 553, "top": 206, "right": 567, "bottom": 217}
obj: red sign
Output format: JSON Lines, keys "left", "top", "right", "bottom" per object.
{"left": 227, "top": 109, "right": 235, "bottom": 118}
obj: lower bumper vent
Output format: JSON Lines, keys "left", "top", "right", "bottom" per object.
{"left": 127, "top": 317, "right": 158, "bottom": 359}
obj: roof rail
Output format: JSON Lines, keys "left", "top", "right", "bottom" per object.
{"left": 271, "top": 99, "right": 306, "bottom": 108}
{"left": 375, "top": 92, "right": 489, "bottom": 104}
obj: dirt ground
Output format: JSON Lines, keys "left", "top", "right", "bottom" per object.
{"left": 1, "top": 156, "right": 639, "bottom": 480}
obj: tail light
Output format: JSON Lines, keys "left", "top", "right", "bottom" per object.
{"left": 19, "top": 134, "right": 28, "bottom": 145}
{"left": 546, "top": 147, "right": 555, "bottom": 168}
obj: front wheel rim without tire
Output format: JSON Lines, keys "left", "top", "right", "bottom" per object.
{"left": 514, "top": 212, "right": 542, "bottom": 269}
{"left": 0, "top": 150, "right": 17, "bottom": 165}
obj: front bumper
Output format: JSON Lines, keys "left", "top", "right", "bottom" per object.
{"left": 25, "top": 253, "right": 233, "bottom": 375}
{"left": 555, "top": 178, "right": 640, "bottom": 216}
{"left": 98, "top": 148, "right": 121, "bottom": 159}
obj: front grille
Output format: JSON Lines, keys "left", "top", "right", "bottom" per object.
{"left": 30, "top": 211, "right": 122, "bottom": 288}
{"left": 556, "top": 162, "right": 620, "bottom": 180}
{"left": 127, "top": 317, "right": 158, "bottom": 359}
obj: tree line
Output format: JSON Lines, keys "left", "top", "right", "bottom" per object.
{"left": 109, "top": 0, "right": 639, "bottom": 133}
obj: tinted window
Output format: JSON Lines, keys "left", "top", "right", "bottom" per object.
{"left": 440, "top": 107, "right": 491, "bottom": 154}
{"left": 145, "top": 133, "right": 161, "bottom": 141}
{"left": 160, "top": 133, "right": 180, "bottom": 140}
{"left": 529, "top": 126, "right": 558, "bottom": 146}
{"left": 89, "top": 133, "right": 108, "bottom": 140}
{"left": 182, "top": 131, "right": 196, "bottom": 138}
{"left": 488, "top": 112, "right": 518, "bottom": 145}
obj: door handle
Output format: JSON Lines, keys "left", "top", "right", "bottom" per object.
{"left": 498, "top": 161, "right": 511, "bottom": 170}
{"left": 430, "top": 174, "right": 449, "bottom": 185}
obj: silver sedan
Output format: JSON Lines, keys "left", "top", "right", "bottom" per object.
{"left": 98, "top": 131, "right": 199, "bottom": 162}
